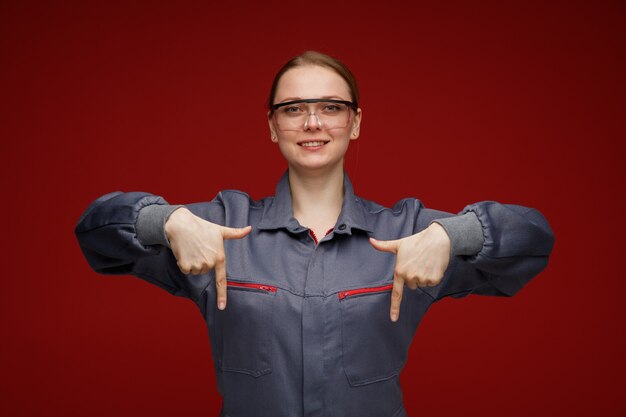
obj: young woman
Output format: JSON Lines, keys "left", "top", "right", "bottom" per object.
{"left": 75, "top": 51, "right": 554, "bottom": 417}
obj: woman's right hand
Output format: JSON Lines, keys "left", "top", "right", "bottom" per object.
{"left": 164, "top": 207, "right": 252, "bottom": 310}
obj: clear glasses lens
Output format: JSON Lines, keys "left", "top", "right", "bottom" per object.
{"left": 274, "top": 101, "right": 352, "bottom": 131}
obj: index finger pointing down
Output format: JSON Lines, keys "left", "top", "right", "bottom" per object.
{"left": 215, "top": 255, "right": 227, "bottom": 310}
{"left": 390, "top": 270, "right": 404, "bottom": 322}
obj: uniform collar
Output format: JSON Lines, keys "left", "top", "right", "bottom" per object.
{"left": 257, "top": 169, "right": 373, "bottom": 236}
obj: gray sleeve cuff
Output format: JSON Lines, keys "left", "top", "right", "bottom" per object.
{"left": 430, "top": 211, "right": 484, "bottom": 257}
{"left": 136, "top": 204, "right": 185, "bottom": 247}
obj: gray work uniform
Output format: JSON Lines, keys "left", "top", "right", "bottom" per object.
{"left": 74, "top": 169, "right": 554, "bottom": 417}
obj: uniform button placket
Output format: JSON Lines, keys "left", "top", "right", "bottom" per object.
{"left": 302, "top": 232, "right": 329, "bottom": 416}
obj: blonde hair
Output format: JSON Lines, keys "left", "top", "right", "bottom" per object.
{"left": 267, "top": 51, "right": 359, "bottom": 110}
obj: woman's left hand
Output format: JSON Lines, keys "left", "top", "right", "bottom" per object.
{"left": 369, "top": 222, "right": 451, "bottom": 322}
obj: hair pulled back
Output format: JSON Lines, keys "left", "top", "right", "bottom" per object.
{"left": 267, "top": 51, "right": 359, "bottom": 110}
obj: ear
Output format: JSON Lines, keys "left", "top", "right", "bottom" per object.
{"left": 350, "top": 108, "right": 362, "bottom": 140}
{"left": 267, "top": 111, "right": 278, "bottom": 142}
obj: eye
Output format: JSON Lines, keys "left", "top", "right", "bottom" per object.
{"left": 281, "top": 105, "right": 304, "bottom": 114}
{"left": 322, "top": 104, "right": 344, "bottom": 113}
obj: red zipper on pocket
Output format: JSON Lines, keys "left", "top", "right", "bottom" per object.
{"left": 227, "top": 281, "right": 277, "bottom": 293}
{"left": 338, "top": 284, "right": 393, "bottom": 300}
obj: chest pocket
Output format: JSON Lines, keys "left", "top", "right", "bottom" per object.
{"left": 215, "top": 280, "right": 277, "bottom": 377}
{"left": 339, "top": 283, "right": 411, "bottom": 386}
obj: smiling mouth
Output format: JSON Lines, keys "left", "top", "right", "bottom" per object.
{"left": 298, "top": 140, "right": 330, "bottom": 147}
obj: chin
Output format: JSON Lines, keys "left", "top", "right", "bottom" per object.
{"left": 290, "top": 157, "right": 344, "bottom": 172}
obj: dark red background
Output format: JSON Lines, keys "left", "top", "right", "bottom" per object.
{"left": 1, "top": 1, "right": 624, "bottom": 416}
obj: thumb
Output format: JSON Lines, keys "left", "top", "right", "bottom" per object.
{"left": 369, "top": 236, "right": 401, "bottom": 254}
{"left": 221, "top": 225, "right": 253, "bottom": 240}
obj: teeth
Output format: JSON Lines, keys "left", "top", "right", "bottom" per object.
{"left": 301, "top": 141, "right": 326, "bottom": 147}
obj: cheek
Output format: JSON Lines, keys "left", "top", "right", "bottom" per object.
{"left": 333, "top": 131, "right": 353, "bottom": 144}
{"left": 330, "top": 133, "right": 352, "bottom": 155}
{"left": 275, "top": 137, "right": 297, "bottom": 156}
{"left": 275, "top": 132, "right": 297, "bottom": 145}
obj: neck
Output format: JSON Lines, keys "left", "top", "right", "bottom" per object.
{"left": 288, "top": 163, "right": 344, "bottom": 225}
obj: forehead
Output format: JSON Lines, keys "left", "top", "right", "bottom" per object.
{"left": 274, "top": 65, "right": 351, "bottom": 103}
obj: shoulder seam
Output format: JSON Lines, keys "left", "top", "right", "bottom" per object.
{"left": 219, "top": 189, "right": 250, "bottom": 198}
{"left": 218, "top": 189, "right": 269, "bottom": 209}
{"left": 360, "top": 197, "right": 422, "bottom": 215}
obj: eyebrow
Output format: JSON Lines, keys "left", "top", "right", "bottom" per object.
{"left": 278, "top": 95, "right": 347, "bottom": 103}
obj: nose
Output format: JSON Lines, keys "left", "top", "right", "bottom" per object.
{"left": 304, "top": 112, "right": 323, "bottom": 130}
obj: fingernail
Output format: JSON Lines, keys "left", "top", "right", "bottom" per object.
{"left": 218, "top": 301, "right": 225, "bottom": 310}
{"left": 391, "top": 313, "right": 397, "bottom": 322}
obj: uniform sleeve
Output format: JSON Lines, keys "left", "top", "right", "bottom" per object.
{"left": 74, "top": 191, "right": 224, "bottom": 301}
{"left": 413, "top": 200, "right": 555, "bottom": 301}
